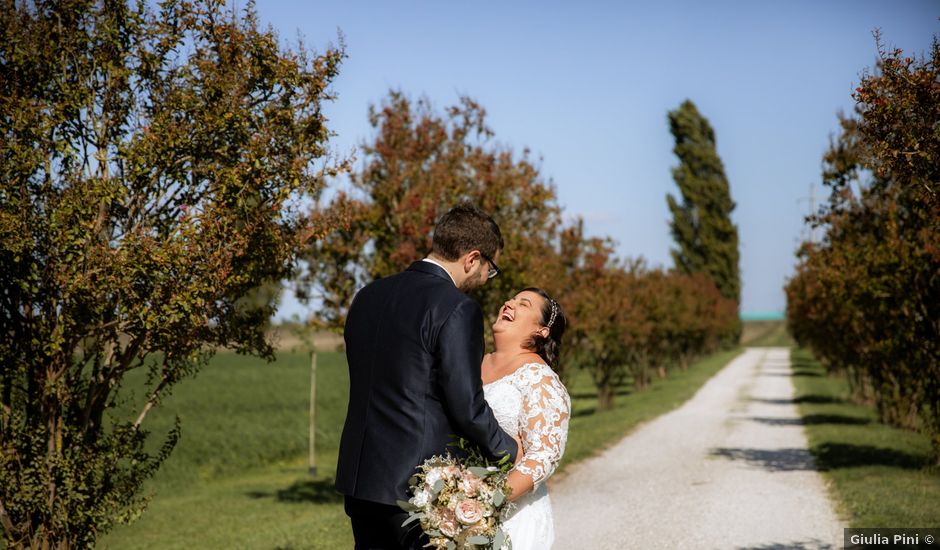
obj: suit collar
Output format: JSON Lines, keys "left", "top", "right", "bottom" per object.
{"left": 408, "top": 260, "right": 457, "bottom": 286}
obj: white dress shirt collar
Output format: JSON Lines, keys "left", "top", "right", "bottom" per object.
{"left": 421, "top": 257, "right": 457, "bottom": 286}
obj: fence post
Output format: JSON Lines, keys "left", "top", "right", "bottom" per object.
{"left": 309, "top": 351, "right": 317, "bottom": 477}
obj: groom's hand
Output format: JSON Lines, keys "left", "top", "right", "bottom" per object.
{"left": 513, "top": 435, "right": 524, "bottom": 465}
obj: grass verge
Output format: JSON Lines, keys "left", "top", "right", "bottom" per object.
{"left": 741, "top": 320, "right": 793, "bottom": 347}
{"left": 791, "top": 348, "right": 940, "bottom": 527}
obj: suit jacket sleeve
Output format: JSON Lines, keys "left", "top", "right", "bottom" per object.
{"left": 437, "top": 299, "right": 519, "bottom": 462}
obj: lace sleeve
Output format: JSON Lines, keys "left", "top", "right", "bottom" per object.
{"left": 514, "top": 364, "right": 571, "bottom": 488}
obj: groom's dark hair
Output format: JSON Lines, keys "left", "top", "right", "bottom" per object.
{"left": 431, "top": 203, "right": 503, "bottom": 261}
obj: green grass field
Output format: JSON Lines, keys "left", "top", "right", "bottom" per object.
{"left": 790, "top": 348, "right": 940, "bottom": 527}
{"left": 101, "top": 346, "right": 744, "bottom": 549}
{"left": 103, "top": 351, "right": 353, "bottom": 549}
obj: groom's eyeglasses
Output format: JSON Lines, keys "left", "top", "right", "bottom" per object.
{"left": 480, "top": 252, "right": 501, "bottom": 279}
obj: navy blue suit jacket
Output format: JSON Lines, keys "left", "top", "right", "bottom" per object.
{"left": 335, "top": 261, "right": 517, "bottom": 505}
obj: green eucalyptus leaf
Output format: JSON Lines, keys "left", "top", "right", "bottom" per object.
{"left": 400, "top": 512, "right": 423, "bottom": 527}
{"left": 468, "top": 466, "right": 491, "bottom": 478}
{"left": 396, "top": 499, "right": 418, "bottom": 512}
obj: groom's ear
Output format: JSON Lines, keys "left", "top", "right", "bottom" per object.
{"left": 462, "top": 250, "right": 481, "bottom": 273}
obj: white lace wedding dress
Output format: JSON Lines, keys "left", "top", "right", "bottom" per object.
{"left": 483, "top": 362, "right": 571, "bottom": 550}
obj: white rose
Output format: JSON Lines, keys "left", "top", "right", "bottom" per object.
{"left": 410, "top": 489, "right": 431, "bottom": 508}
{"left": 425, "top": 468, "right": 443, "bottom": 488}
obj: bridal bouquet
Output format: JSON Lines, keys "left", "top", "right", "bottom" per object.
{"left": 398, "top": 439, "right": 514, "bottom": 550}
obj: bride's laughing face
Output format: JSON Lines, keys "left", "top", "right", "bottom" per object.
{"left": 492, "top": 290, "right": 549, "bottom": 340}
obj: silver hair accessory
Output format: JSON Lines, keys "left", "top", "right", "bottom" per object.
{"left": 546, "top": 299, "right": 558, "bottom": 329}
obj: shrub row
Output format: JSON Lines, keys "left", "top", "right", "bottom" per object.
{"left": 785, "top": 37, "right": 940, "bottom": 463}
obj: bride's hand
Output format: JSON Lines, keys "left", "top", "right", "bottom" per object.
{"left": 513, "top": 435, "right": 524, "bottom": 465}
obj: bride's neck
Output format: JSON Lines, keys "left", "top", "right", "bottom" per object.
{"left": 492, "top": 332, "right": 527, "bottom": 357}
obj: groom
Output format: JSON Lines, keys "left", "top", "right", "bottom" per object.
{"left": 336, "top": 204, "right": 521, "bottom": 549}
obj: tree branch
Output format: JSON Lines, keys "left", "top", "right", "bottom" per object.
{"left": 0, "top": 497, "right": 17, "bottom": 542}
{"left": 134, "top": 374, "right": 171, "bottom": 429}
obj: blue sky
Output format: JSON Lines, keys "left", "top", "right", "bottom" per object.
{"left": 257, "top": 1, "right": 937, "bottom": 320}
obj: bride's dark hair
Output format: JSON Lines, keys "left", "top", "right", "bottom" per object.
{"left": 521, "top": 287, "right": 567, "bottom": 372}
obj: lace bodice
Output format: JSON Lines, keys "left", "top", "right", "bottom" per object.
{"left": 483, "top": 362, "right": 569, "bottom": 549}
{"left": 483, "top": 362, "right": 571, "bottom": 489}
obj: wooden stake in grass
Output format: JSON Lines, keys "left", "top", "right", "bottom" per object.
{"left": 309, "top": 351, "right": 318, "bottom": 477}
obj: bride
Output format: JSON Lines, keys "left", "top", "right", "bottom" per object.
{"left": 482, "top": 287, "right": 571, "bottom": 550}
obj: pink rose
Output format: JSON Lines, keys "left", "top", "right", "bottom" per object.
{"left": 459, "top": 475, "right": 482, "bottom": 497}
{"left": 427, "top": 507, "right": 458, "bottom": 537}
{"left": 438, "top": 508, "right": 458, "bottom": 537}
{"left": 454, "top": 499, "right": 485, "bottom": 525}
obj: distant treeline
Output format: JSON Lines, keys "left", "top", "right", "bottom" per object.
{"left": 785, "top": 36, "right": 940, "bottom": 463}
{"left": 298, "top": 93, "right": 740, "bottom": 410}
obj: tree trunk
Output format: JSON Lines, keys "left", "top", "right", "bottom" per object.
{"left": 597, "top": 383, "right": 614, "bottom": 411}
{"left": 631, "top": 361, "right": 649, "bottom": 391}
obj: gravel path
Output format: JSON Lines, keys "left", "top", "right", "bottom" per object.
{"left": 552, "top": 347, "right": 845, "bottom": 550}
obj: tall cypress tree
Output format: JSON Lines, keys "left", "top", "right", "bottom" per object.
{"left": 665, "top": 100, "right": 740, "bottom": 304}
